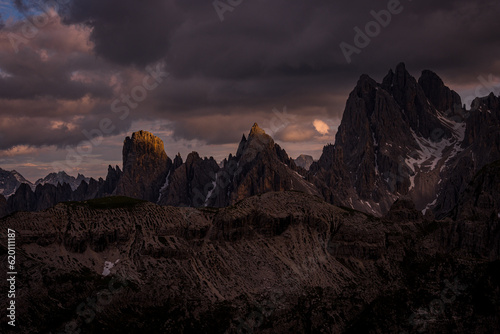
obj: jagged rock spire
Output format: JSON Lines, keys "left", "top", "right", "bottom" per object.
{"left": 115, "top": 130, "right": 172, "bottom": 202}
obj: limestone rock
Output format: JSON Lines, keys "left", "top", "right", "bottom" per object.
{"left": 115, "top": 130, "right": 172, "bottom": 202}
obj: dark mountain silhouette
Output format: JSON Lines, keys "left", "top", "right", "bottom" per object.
{"left": 2, "top": 63, "right": 499, "bottom": 222}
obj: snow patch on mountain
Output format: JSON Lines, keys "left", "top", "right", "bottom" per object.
{"left": 422, "top": 197, "right": 438, "bottom": 215}
{"left": 157, "top": 171, "right": 171, "bottom": 204}
{"left": 102, "top": 259, "right": 120, "bottom": 276}
{"left": 0, "top": 168, "right": 34, "bottom": 197}
{"left": 204, "top": 173, "right": 218, "bottom": 207}
{"left": 405, "top": 113, "right": 466, "bottom": 191}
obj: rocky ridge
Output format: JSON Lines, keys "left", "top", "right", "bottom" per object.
{"left": 35, "top": 171, "right": 90, "bottom": 191}
{"left": 310, "top": 62, "right": 499, "bottom": 218}
{"left": 1, "top": 189, "right": 499, "bottom": 333}
{"left": 2, "top": 64, "right": 499, "bottom": 222}
{"left": 0, "top": 168, "right": 34, "bottom": 197}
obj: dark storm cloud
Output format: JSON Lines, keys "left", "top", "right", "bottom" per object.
{"left": 0, "top": 17, "right": 115, "bottom": 101}
{"left": 1, "top": 0, "right": 500, "bottom": 151}
{"left": 0, "top": 104, "right": 133, "bottom": 150}
{"left": 61, "top": 0, "right": 182, "bottom": 67}
{"left": 157, "top": 0, "right": 500, "bottom": 143}
{"left": 0, "top": 15, "right": 136, "bottom": 150}
{"left": 61, "top": 0, "right": 500, "bottom": 100}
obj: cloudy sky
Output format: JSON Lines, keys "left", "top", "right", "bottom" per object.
{"left": 0, "top": 0, "right": 499, "bottom": 181}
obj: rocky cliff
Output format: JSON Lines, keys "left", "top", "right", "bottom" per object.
{"left": 309, "top": 62, "right": 498, "bottom": 218}
{"left": 433, "top": 93, "right": 500, "bottom": 218}
{"left": 0, "top": 194, "right": 7, "bottom": 217}
{"left": 98, "top": 165, "right": 123, "bottom": 197}
{"left": 206, "top": 123, "right": 321, "bottom": 207}
{"left": 453, "top": 160, "right": 500, "bottom": 222}
{"left": 115, "top": 130, "right": 172, "bottom": 202}
{"left": 158, "top": 152, "right": 220, "bottom": 207}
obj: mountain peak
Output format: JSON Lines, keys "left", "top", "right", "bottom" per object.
{"left": 471, "top": 92, "right": 500, "bottom": 111}
{"left": 419, "top": 69, "right": 462, "bottom": 112}
{"left": 236, "top": 134, "right": 247, "bottom": 158}
{"left": 395, "top": 62, "right": 407, "bottom": 73}
{"left": 382, "top": 62, "right": 411, "bottom": 90}
{"left": 242, "top": 122, "right": 274, "bottom": 153}
{"left": 117, "top": 130, "right": 172, "bottom": 202}
{"left": 0, "top": 168, "right": 34, "bottom": 197}
{"left": 34, "top": 170, "right": 88, "bottom": 191}
{"left": 357, "top": 74, "right": 377, "bottom": 85}
{"left": 294, "top": 154, "right": 314, "bottom": 170}
{"left": 124, "top": 131, "right": 167, "bottom": 160}
{"left": 131, "top": 129, "right": 151, "bottom": 138}
{"left": 249, "top": 123, "right": 266, "bottom": 137}
{"left": 128, "top": 130, "right": 164, "bottom": 145}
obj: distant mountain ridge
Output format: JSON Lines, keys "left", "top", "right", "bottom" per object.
{"left": 294, "top": 154, "right": 314, "bottom": 170}
{"left": 0, "top": 169, "right": 91, "bottom": 198}
{"left": 1, "top": 63, "right": 499, "bottom": 220}
{"left": 0, "top": 168, "right": 33, "bottom": 197}
{"left": 35, "top": 171, "right": 90, "bottom": 190}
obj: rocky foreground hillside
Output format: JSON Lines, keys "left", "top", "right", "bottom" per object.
{"left": 1, "top": 173, "right": 499, "bottom": 333}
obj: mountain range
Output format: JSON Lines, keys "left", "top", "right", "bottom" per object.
{"left": 1, "top": 62, "right": 500, "bottom": 333}
{"left": 0, "top": 169, "right": 90, "bottom": 197}
{"left": 1, "top": 63, "right": 499, "bottom": 221}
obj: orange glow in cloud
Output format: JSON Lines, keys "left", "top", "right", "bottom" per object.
{"left": 313, "top": 119, "right": 329, "bottom": 135}
{"left": 0, "top": 145, "right": 37, "bottom": 157}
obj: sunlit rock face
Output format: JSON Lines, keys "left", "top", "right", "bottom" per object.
{"left": 115, "top": 130, "right": 172, "bottom": 202}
